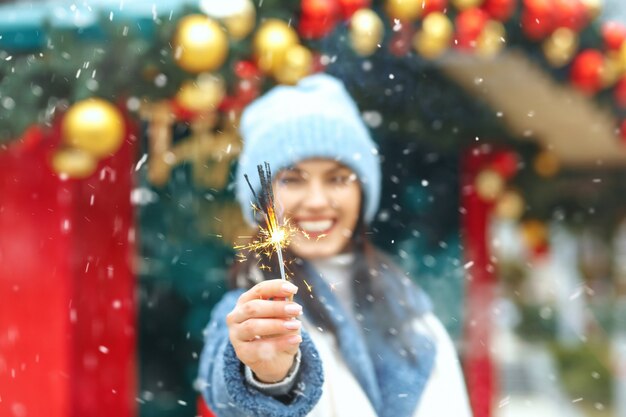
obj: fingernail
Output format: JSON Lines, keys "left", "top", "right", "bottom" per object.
{"left": 288, "top": 335, "right": 302, "bottom": 344}
{"left": 282, "top": 283, "right": 298, "bottom": 294}
{"left": 283, "top": 320, "right": 301, "bottom": 330}
{"left": 285, "top": 303, "right": 302, "bottom": 315}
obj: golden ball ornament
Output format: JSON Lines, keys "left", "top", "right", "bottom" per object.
{"left": 542, "top": 27, "right": 579, "bottom": 68}
{"left": 222, "top": 0, "right": 256, "bottom": 40}
{"left": 495, "top": 190, "right": 525, "bottom": 220}
{"left": 385, "top": 0, "right": 422, "bottom": 22}
{"left": 475, "top": 168, "right": 505, "bottom": 201}
{"left": 62, "top": 98, "right": 125, "bottom": 158}
{"left": 173, "top": 15, "right": 229, "bottom": 73}
{"left": 413, "top": 12, "right": 453, "bottom": 59}
{"left": 476, "top": 20, "right": 506, "bottom": 58}
{"left": 521, "top": 220, "right": 548, "bottom": 251}
{"left": 51, "top": 148, "right": 98, "bottom": 179}
{"left": 600, "top": 53, "right": 620, "bottom": 87}
{"left": 252, "top": 19, "right": 300, "bottom": 75}
{"left": 274, "top": 44, "right": 314, "bottom": 85}
{"left": 176, "top": 73, "right": 226, "bottom": 113}
{"left": 533, "top": 150, "right": 560, "bottom": 177}
{"left": 349, "top": 9, "right": 384, "bottom": 56}
{"left": 452, "top": 0, "right": 484, "bottom": 11}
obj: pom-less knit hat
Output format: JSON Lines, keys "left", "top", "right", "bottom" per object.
{"left": 236, "top": 73, "right": 381, "bottom": 226}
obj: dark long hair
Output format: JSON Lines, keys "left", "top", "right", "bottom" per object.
{"left": 228, "top": 212, "right": 428, "bottom": 361}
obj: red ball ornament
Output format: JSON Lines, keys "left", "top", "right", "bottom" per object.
{"left": 455, "top": 8, "right": 489, "bottom": 49}
{"left": 553, "top": 0, "right": 587, "bottom": 31}
{"left": 337, "top": 0, "right": 371, "bottom": 19}
{"left": 614, "top": 76, "right": 626, "bottom": 108}
{"left": 299, "top": 0, "right": 341, "bottom": 39}
{"left": 389, "top": 25, "right": 415, "bottom": 57}
{"left": 521, "top": 11, "right": 554, "bottom": 40}
{"left": 490, "top": 151, "right": 519, "bottom": 179}
{"left": 234, "top": 60, "right": 261, "bottom": 79}
{"left": 569, "top": 49, "right": 604, "bottom": 95}
{"left": 482, "top": 0, "right": 517, "bottom": 21}
{"left": 602, "top": 21, "right": 626, "bottom": 51}
{"left": 423, "top": 0, "right": 448, "bottom": 15}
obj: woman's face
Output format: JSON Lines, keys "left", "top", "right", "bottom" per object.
{"left": 273, "top": 159, "right": 362, "bottom": 260}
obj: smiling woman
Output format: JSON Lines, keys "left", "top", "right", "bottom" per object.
{"left": 197, "top": 74, "right": 472, "bottom": 417}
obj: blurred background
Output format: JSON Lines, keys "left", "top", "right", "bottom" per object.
{"left": 1, "top": 0, "right": 626, "bottom": 416}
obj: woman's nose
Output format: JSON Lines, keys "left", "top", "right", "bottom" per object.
{"left": 302, "top": 181, "right": 331, "bottom": 209}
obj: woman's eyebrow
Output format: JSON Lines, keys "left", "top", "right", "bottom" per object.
{"left": 325, "top": 166, "right": 351, "bottom": 175}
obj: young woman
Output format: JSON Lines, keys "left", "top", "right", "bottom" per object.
{"left": 198, "top": 74, "right": 472, "bottom": 417}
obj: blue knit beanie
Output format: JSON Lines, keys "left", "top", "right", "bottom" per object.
{"left": 236, "top": 73, "right": 381, "bottom": 226}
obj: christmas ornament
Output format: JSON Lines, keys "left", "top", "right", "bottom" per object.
{"left": 542, "top": 27, "right": 579, "bottom": 67}
{"left": 476, "top": 20, "right": 506, "bottom": 57}
{"left": 481, "top": 0, "right": 516, "bottom": 21}
{"left": 299, "top": 0, "right": 341, "bottom": 39}
{"left": 602, "top": 21, "right": 626, "bottom": 51}
{"left": 475, "top": 169, "right": 504, "bottom": 201}
{"left": 453, "top": 0, "right": 484, "bottom": 11}
{"left": 274, "top": 44, "right": 314, "bottom": 85}
{"left": 389, "top": 24, "right": 415, "bottom": 56}
{"left": 614, "top": 76, "right": 626, "bottom": 108}
{"left": 490, "top": 151, "right": 519, "bottom": 179}
{"left": 533, "top": 150, "right": 560, "bottom": 177}
{"left": 175, "top": 74, "right": 226, "bottom": 114}
{"left": 62, "top": 98, "right": 125, "bottom": 158}
{"left": 570, "top": 49, "right": 604, "bottom": 95}
{"left": 338, "top": 0, "right": 371, "bottom": 19}
{"left": 51, "top": 148, "right": 98, "bottom": 179}
{"left": 495, "top": 190, "right": 524, "bottom": 220}
{"left": 455, "top": 8, "right": 489, "bottom": 50}
{"left": 580, "top": 0, "right": 602, "bottom": 20}
{"left": 521, "top": 0, "right": 554, "bottom": 40}
{"left": 173, "top": 15, "right": 229, "bottom": 73}
{"left": 200, "top": 0, "right": 256, "bottom": 40}
{"left": 521, "top": 219, "right": 548, "bottom": 253}
{"left": 413, "top": 12, "right": 453, "bottom": 59}
{"left": 385, "top": 0, "right": 422, "bottom": 21}
{"left": 253, "top": 19, "right": 300, "bottom": 75}
{"left": 421, "top": 0, "right": 448, "bottom": 15}
{"left": 349, "top": 8, "right": 384, "bottom": 56}
{"left": 553, "top": 0, "right": 587, "bottom": 32}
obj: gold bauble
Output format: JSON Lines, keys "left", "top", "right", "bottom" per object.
{"left": 413, "top": 12, "right": 453, "bottom": 59}
{"left": 173, "top": 15, "right": 229, "bottom": 73}
{"left": 521, "top": 220, "right": 548, "bottom": 251}
{"left": 176, "top": 73, "right": 226, "bottom": 112}
{"left": 452, "top": 0, "right": 484, "bottom": 11}
{"left": 253, "top": 19, "right": 300, "bottom": 75}
{"left": 52, "top": 148, "right": 98, "bottom": 179}
{"left": 533, "top": 150, "right": 560, "bottom": 177}
{"left": 385, "top": 0, "right": 422, "bottom": 22}
{"left": 476, "top": 20, "right": 506, "bottom": 58}
{"left": 274, "top": 45, "right": 313, "bottom": 85}
{"left": 349, "top": 9, "right": 384, "bottom": 56}
{"left": 542, "top": 27, "right": 579, "bottom": 68}
{"left": 580, "top": 0, "right": 603, "bottom": 20}
{"left": 62, "top": 98, "right": 125, "bottom": 158}
{"left": 495, "top": 190, "right": 525, "bottom": 220}
{"left": 475, "top": 169, "right": 505, "bottom": 201}
{"left": 222, "top": 0, "right": 256, "bottom": 40}
{"left": 601, "top": 53, "right": 620, "bottom": 87}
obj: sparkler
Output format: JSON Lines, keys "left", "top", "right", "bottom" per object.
{"left": 239, "top": 162, "right": 292, "bottom": 281}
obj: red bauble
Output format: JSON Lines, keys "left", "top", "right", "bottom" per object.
{"left": 482, "top": 0, "right": 517, "bottom": 21}
{"left": 569, "top": 49, "right": 604, "bottom": 95}
{"left": 455, "top": 8, "right": 489, "bottom": 49}
{"left": 490, "top": 151, "right": 519, "bottom": 179}
{"left": 423, "top": 0, "right": 448, "bottom": 15}
{"left": 389, "top": 25, "right": 415, "bottom": 57}
{"left": 337, "top": 0, "right": 371, "bottom": 19}
{"left": 521, "top": 10, "right": 554, "bottom": 40}
{"left": 299, "top": 0, "right": 341, "bottom": 39}
{"left": 553, "top": 0, "right": 587, "bottom": 31}
{"left": 234, "top": 60, "right": 261, "bottom": 79}
{"left": 523, "top": 0, "right": 552, "bottom": 16}
{"left": 602, "top": 21, "right": 626, "bottom": 51}
{"left": 614, "top": 77, "right": 626, "bottom": 108}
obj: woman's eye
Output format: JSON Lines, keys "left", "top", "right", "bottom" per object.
{"left": 279, "top": 176, "right": 302, "bottom": 185}
{"left": 330, "top": 176, "right": 349, "bottom": 184}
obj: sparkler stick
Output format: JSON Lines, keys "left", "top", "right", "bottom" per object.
{"left": 242, "top": 162, "right": 289, "bottom": 281}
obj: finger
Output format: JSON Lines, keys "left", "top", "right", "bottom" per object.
{"left": 233, "top": 318, "right": 301, "bottom": 342}
{"left": 239, "top": 332, "right": 302, "bottom": 360}
{"left": 228, "top": 299, "right": 302, "bottom": 324}
{"left": 237, "top": 279, "right": 298, "bottom": 305}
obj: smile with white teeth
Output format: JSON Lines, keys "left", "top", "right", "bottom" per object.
{"left": 297, "top": 220, "right": 334, "bottom": 233}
